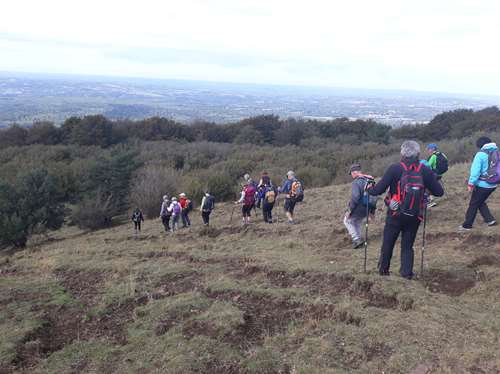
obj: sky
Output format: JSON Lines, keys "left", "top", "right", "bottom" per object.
{"left": 1, "top": 0, "right": 500, "bottom": 95}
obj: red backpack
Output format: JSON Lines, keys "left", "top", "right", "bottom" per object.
{"left": 243, "top": 185, "right": 256, "bottom": 206}
{"left": 390, "top": 162, "right": 426, "bottom": 220}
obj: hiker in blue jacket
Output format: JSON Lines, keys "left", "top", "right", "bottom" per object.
{"left": 460, "top": 137, "right": 498, "bottom": 230}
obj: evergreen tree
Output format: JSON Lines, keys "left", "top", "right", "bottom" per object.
{"left": 0, "top": 169, "right": 65, "bottom": 248}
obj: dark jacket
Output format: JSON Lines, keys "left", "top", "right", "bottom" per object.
{"left": 349, "top": 176, "right": 373, "bottom": 218}
{"left": 368, "top": 158, "right": 444, "bottom": 202}
{"left": 132, "top": 210, "right": 144, "bottom": 222}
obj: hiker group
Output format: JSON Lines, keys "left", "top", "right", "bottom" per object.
{"left": 234, "top": 171, "right": 303, "bottom": 225}
{"left": 131, "top": 135, "right": 498, "bottom": 280}
{"left": 132, "top": 170, "right": 306, "bottom": 233}
{"left": 158, "top": 192, "right": 211, "bottom": 233}
{"left": 343, "top": 137, "right": 498, "bottom": 279}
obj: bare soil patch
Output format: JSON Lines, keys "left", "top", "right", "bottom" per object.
{"left": 13, "top": 294, "right": 148, "bottom": 369}
{"left": 200, "top": 289, "right": 337, "bottom": 350}
{"left": 236, "top": 266, "right": 400, "bottom": 309}
{"left": 468, "top": 255, "right": 500, "bottom": 268}
{"left": 423, "top": 269, "right": 476, "bottom": 296}
{"left": 153, "top": 271, "right": 203, "bottom": 298}
{"left": 55, "top": 267, "right": 106, "bottom": 305}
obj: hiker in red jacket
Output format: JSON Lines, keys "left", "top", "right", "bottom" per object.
{"left": 235, "top": 181, "right": 256, "bottom": 225}
{"left": 179, "top": 193, "right": 192, "bottom": 228}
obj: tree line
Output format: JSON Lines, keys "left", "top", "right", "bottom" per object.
{"left": 0, "top": 115, "right": 391, "bottom": 149}
{"left": 0, "top": 107, "right": 499, "bottom": 249}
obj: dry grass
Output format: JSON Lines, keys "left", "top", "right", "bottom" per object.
{"left": 1, "top": 163, "right": 499, "bottom": 373}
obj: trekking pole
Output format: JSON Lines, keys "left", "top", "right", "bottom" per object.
{"left": 229, "top": 204, "right": 236, "bottom": 224}
{"left": 275, "top": 198, "right": 279, "bottom": 224}
{"left": 420, "top": 201, "right": 428, "bottom": 277}
{"left": 364, "top": 190, "right": 369, "bottom": 273}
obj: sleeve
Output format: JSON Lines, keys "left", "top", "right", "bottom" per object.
{"left": 368, "top": 165, "right": 396, "bottom": 196}
{"left": 237, "top": 190, "right": 245, "bottom": 203}
{"left": 423, "top": 166, "right": 444, "bottom": 197}
{"left": 160, "top": 202, "right": 165, "bottom": 216}
{"left": 280, "top": 180, "right": 288, "bottom": 193}
{"left": 468, "top": 152, "right": 483, "bottom": 186}
{"left": 428, "top": 154, "right": 437, "bottom": 170}
{"left": 200, "top": 197, "right": 206, "bottom": 211}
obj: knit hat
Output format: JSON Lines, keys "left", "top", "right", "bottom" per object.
{"left": 349, "top": 163, "right": 362, "bottom": 174}
{"left": 426, "top": 143, "right": 438, "bottom": 151}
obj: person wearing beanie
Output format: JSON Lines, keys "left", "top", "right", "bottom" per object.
{"left": 425, "top": 143, "right": 448, "bottom": 207}
{"left": 459, "top": 136, "right": 498, "bottom": 230}
{"left": 343, "top": 164, "right": 376, "bottom": 249}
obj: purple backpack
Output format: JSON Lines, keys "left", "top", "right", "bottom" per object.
{"left": 480, "top": 150, "right": 500, "bottom": 184}
{"left": 173, "top": 202, "right": 181, "bottom": 215}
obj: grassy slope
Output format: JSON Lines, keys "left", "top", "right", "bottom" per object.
{"left": 1, "top": 163, "right": 499, "bottom": 374}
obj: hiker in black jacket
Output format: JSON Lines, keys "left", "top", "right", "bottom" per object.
{"left": 367, "top": 141, "right": 444, "bottom": 279}
{"left": 132, "top": 208, "right": 144, "bottom": 233}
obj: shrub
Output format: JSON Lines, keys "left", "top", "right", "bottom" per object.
{"left": 129, "top": 165, "right": 181, "bottom": 218}
{"left": 71, "top": 190, "right": 115, "bottom": 230}
{"left": 295, "top": 166, "right": 332, "bottom": 188}
{"left": 206, "top": 173, "right": 237, "bottom": 202}
{"left": 0, "top": 169, "right": 65, "bottom": 248}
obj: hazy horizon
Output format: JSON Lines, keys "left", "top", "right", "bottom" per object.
{"left": 2, "top": 70, "right": 500, "bottom": 100}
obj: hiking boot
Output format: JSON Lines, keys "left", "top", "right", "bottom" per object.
{"left": 352, "top": 239, "right": 364, "bottom": 249}
{"left": 487, "top": 220, "right": 497, "bottom": 227}
{"left": 458, "top": 225, "right": 472, "bottom": 232}
{"left": 287, "top": 220, "right": 295, "bottom": 225}
{"left": 379, "top": 270, "right": 390, "bottom": 276}
{"left": 428, "top": 201, "right": 437, "bottom": 208}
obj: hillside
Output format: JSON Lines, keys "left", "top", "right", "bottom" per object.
{"left": 1, "top": 163, "right": 499, "bottom": 374}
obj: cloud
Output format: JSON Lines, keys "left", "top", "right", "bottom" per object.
{"left": 1, "top": 0, "right": 500, "bottom": 95}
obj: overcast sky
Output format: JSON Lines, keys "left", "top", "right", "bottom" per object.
{"left": 1, "top": 0, "right": 500, "bottom": 95}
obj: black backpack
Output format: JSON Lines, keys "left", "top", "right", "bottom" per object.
{"left": 186, "top": 200, "right": 193, "bottom": 213}
{"left": 434, "top": 152, "right": 449, "bottom": 175}
{"left": 202, "top": 195, "right": 215, "bottom": 211}
{"left": 397, "top": 162, "right": 425, "bottom": 219}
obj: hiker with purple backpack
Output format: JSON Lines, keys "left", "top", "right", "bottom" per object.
{"left": 459, "top": 137, "right": 498, "bottom": 231}
{"left": 169, "top": 197, "right": 182, "bottom": 232}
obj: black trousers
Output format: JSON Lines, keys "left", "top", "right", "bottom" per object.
{"left": 462, "top": 187, "right": 496, "bottom": 228}
{"left": 379, "top": 214, "right": 421, "bottom": 278}
{"left": 161, "top": 215, "right": 171, "bottom": 232}
{"left": 182, "top": 211, "right": 191, "bottom": 227}
{"left": 134, "top": 221, "right": 141, "bottom": 231}
{"left": 202, "top": 211, "right": 211, "bottom": 225}
{"left": 262, "top": 201, "right": 274, "bottom": 222}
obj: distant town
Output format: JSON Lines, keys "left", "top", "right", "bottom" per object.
{"left": 1, "top": 72, "right": 499, "bottom": 127}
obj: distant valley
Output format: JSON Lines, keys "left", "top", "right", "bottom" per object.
{"left": 1, "top": 72, "right": 499, "bottom": 127}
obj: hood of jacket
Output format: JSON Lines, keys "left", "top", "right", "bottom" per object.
{"left": 481, "top": 142, "right": 498, "bottom": 151}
